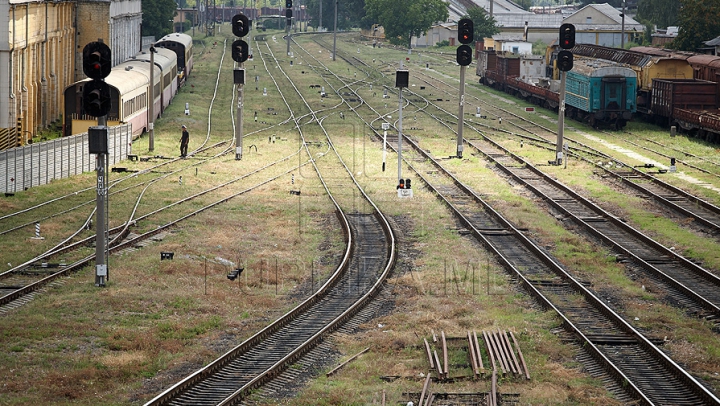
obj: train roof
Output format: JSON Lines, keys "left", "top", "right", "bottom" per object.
{"left": 156, "top": 33, "right": 193, "bottom": 48}
{"left": 687, "top": 54, "right": 720, "bottom": 67}
{"left": 629, "top": 46, "right": 695, "bottom": 60}
{"left": 572, "top": 43, "right": 649, "bottom": 66}
{"left": 103, "top": 61, "right": 153, "bottom": 93}
{"left": 129, "top": 48, "right": 177, "bottom": 72}
{"left": 572, "top": 57, "right": 636, "bottom": 77}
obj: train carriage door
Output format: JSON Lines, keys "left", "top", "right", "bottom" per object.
{"left": 601, "top": 76, "right": 627, "bottom": 111}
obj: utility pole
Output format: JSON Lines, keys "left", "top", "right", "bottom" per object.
{"left": 457, "top": 64, "right": 466, "bottom": 158}
{"left": 456, "top": 19, "right": 474, "bottom": 158}
{"left": 94, "top": 121, "right": 108, "bottom": 287}
{"left": 557, "top": 70, "right": 566, "bottom": 165}
{"left": 149, "top": 45, "right": 156, "bottom": 152}
{"left": 621, "top": 0, "right": 626, "bottom": 48}
{"left": 332, "top": 0, "right": 337, "bottom": 61}
{"left": 232, "top": 14, "right": 250, "bottom": 160}
{"left": 556, "top": 23, "right": 575, "bottom": 166}
{"left": 236, "top": 73, "right": 244, "bottom": 160}
{"left": 396, "top": 63, "right": 408, "bottom": 185}
{"left": 83, "top": 41, "right": 112, "bottom": 287}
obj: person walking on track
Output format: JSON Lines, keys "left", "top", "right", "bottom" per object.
{"left": 180, "top": 125, "right": 189, "bottom": 157}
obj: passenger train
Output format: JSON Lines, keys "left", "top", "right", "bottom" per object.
{"left": 63, "top": 33, "right": 194, "bottom": 138}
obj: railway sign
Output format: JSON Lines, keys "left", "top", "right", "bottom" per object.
{"left": 395, "top": 70, "right": 409, "bottom": 88}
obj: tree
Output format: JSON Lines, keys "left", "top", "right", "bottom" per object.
{"left": 672, "top": 0, "right": 720, "bottom": 51}
{"left": 514, "top": 0, "right": 533, "bottom": 11}
{"left": 306, "top": 0, "right": 367, "bottom": 30}
{"left": 637, "top": 0, "right": 679, "bottom": 29}
{"left": 364, "top": 0, "right": 449, "bottom": 48}
{"left": 465, "top": 6, "right": 500, "bottom": 42}
{"left": 143, "top": 0, "right": 179, "bottom": 39}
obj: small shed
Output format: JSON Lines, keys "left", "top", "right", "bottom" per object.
{"left": 483, "top": 37, "right": 533, "bottom": 55}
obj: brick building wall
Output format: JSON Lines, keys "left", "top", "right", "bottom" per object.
{"left": 2, "top": 0, "right": 75, "bottom": 149}
{"left": 1, "top": 0, "right": 142, "bottom": 150}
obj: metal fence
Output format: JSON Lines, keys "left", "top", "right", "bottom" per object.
{"left": 0, "top": 124, "right": 132, "bottom": 194}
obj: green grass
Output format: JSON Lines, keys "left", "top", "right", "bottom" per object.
{"left": 2, "top": 28, "right": 720, "bottom": 406}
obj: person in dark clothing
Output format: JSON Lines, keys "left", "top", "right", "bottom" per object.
{"left": 180, "top": 125, "right": 189, "bottom": 157}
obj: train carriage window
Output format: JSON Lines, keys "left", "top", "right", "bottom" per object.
{"left": 609, "top": 85, "right": 617, "bottom": 98}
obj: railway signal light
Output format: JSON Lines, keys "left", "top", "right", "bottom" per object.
{"left": 557, "top": 50, "right": 573, "bottom": 71}
{"left": 456, "top": 45, "right": 473, "bottom": 66}
{"left": 286, "top": 0, "right": 292, "bottom": 7}
{"left": 232, "top": 39, "right": 249, "bottom": 63}
{"left": 232, "top": 14, "right": 250, "bottom": 37}
{"left": 83, "top": 80, "right": 112, "bottom": 117}
{"left": 286, "top": 8, "right": 293, "bottom": 19}
{"left": 82, "top": 42, "right": 111, "bottom": 80}
{"left": 458, "top": 18, "right": 474, "bottom": 45}
{"left": 559, "top": 23, "right": 575, "bottom": 49}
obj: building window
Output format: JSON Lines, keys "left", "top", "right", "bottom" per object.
{"left": 586, "top": 17, "right": 592, "bottom": 23}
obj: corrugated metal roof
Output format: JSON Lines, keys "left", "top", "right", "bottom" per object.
{"left": 493, "top": 13, "right": 564, "bottom": 28}
{"left": 705, "top": 36, "right": 720, "bottom": 46}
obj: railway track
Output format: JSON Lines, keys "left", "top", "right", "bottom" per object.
{"left": 395, "top": 63, "right": 720, "bottom": 324}
{"left": 142, "top": 33, "right": 397, "bottom": 406}
{"left": 0, "top": 155, "right": 305, "bottom": 313}
{"left": 298, "top": 35, "right": 720, "bottom": 403}
{"left": 465, "top": 136, "right": 720, "bottom": 321}
{"left": 411, "top": 69, "right": 720, "bottom": 236}
{"left": 399, "top": 130, "right": 720, "bottom": 405}
{"left": 0, "top": 40, "right": 305, "bottom": 312}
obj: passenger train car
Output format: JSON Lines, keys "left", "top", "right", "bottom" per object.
{"left": 155, "top": 33, "right": 194, "bottom": 86}
{"left": 571, "top": 44, "right": 693, "bottom": 114}
{"left": 130, "top": 47, "right": 178, "bottom": 114}
{"left": 565, "top": 57, "right": 637, "bottom": 129}
{"left": 63, "top": 33, "right": 193, "bottom": 138}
